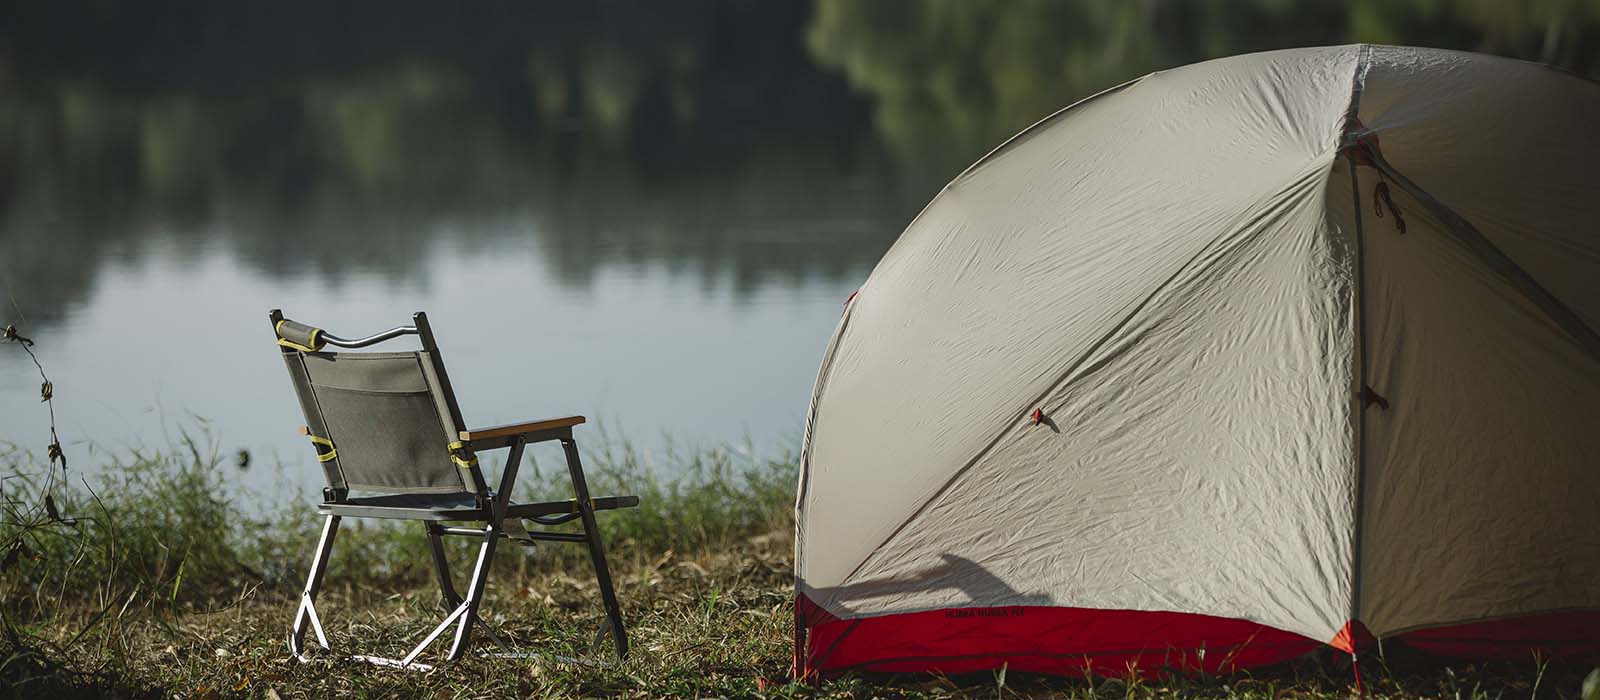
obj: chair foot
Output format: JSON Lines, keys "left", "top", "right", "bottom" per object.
{"left": 289, "top": 515, "right": 339, "bottom": 657}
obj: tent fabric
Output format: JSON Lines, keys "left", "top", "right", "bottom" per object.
{"left": 794, "top": 45, "right": 1600, "bottom": 678}
{"left": 799, "top": 596, "right": 1320, "bottom": 678}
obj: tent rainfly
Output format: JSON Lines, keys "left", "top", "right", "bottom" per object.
{"left": 794, "top": 45, "right": 1600, "bottom": 679}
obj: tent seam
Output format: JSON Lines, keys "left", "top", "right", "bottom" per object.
{"left": 1341, "top": 42, "right": 1372, "bottom": 638}
{"left": 947, "top": 75, "right": 1149, "bottom": 186}
{"left": 795, "top": 303, "right": 856, "bottom": 580}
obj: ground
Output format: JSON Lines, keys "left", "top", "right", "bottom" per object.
{"left": 6, "top": 532, "right": 1596, "bottom": 699}
{"left": 1, "top": 449, "right": 1595, "bottom": 699}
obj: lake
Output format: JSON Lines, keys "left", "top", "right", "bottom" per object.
{"left": 0, "top": 97, "right": 943, "bottom": 496}
{"left": 0, "top": 3, "right": 947, "bottom": 498}
{"left": 0, "top": 185, "right": 911, "bottom": 496}
{"left": 3, "top": 1, "right": 1587, "bottom": 499}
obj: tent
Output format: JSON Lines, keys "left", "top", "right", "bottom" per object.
{"left": 794, "top": 45, "right": 1600, "bottom": 679}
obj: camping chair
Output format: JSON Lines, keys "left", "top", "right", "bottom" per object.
{"left": 269, "top": 309, "right": 638, "bottom": 669}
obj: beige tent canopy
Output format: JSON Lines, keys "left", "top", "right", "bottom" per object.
{"left": 794, "top": 45, "right": 1600, "bottom": 678}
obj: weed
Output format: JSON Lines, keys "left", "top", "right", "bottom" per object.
{"left": 1, "top": 439, "right": 1594, "bottom": 698}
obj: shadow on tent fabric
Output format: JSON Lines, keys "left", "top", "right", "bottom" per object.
{"left": 803, "top": 553, "right": 1055, "bottom": 611}
{"left": 795, "top": 554, "right": 1318, "bottom": 680}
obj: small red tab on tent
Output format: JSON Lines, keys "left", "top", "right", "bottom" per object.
{"left": 1330, "top": 620, "right": 1374, "bottom": 653}
{"left": 1029, "top": 408, "right": 1044, "bottom": 425}
{"left": 843, "top": 290, "right": 858, "bottom": 306}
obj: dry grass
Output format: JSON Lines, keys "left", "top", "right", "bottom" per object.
{"left": 2, "top": 442, "right": 1597, "bottom": 699}
{"left": 8, "top": 534, "right": 795, "bottom": 699}
{"left": 10, "top": 533, "right": 1598, "bottom": 700}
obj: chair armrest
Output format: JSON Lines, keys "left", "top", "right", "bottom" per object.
{"left": 458, "top": 415, "right": 586, "bottom": 450}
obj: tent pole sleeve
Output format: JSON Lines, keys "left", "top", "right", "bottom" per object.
{"left": 1345, "top": 155, "right": 1370, "bottom": 627}
{"left": 1341, "top": 43, "right": 1372, "bottom": 632}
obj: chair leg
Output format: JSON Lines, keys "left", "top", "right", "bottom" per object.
{"left": 429, "top": 520, "right": 516, "bottom": 653}
{"left": 395, "top": 523, "right": 500, "bottom": 667}
{"left": 562, "top": 437, "right": 629, "bottom": 660}
{"left": 424, "top": 522, "right": 462, "bottom": 608}
{"left": 290, "top": 514, "right": 340, "bottom": 657}
{"left": 445, "top": 524, "right": 499, "bottom": 661}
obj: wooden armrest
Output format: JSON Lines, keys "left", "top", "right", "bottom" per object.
{"left": 458, "top": 415, "right": 586, "bottom": 445}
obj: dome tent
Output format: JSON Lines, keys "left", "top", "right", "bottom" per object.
{"left": 794, "top": 45, "right": 1600, "bottom": 678}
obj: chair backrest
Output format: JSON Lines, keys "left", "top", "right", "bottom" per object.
{"left": 269, "top": 309, "right": 487, "bottom": 501}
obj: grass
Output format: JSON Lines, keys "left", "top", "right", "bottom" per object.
{"left": 1, "top": 438, "right": 1597, "bottom": 699}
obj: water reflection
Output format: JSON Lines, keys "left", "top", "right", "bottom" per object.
{"left": 2, "top": 1, "right": 1597, "bottom": 487}
{"left": 5, "top": 1, "right": 1596, "bottom": 321}
{"left": 1, "top": 2, "right": 946, "bottom": 324}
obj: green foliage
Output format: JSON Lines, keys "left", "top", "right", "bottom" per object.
{"left": 807, "top": 0, "right": 1600, "bottom": 169}
{"left": 0, "top": 433, "right": 801, "bottom": 696}
{"left": 516, "top": 437, "right": 796, "bottom": 556}
{"left": 0, "top": 433, "right": 797, "bottom": 621}
{"left": 1, "top": 438, "right": 1594, "bottom": 699}
{"left": 0, "top": 438, "right": 258, "bottom": 619}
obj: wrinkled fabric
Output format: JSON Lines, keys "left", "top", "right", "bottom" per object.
{"left": 796, "top": 44, "right": 1600, "bottom": 653}
{"left": 1349, "top": 47, "right": 1600, "bottom": 637}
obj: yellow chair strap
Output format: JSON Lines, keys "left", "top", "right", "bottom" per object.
{"left": 275, "top": 319, "right": 325, "bottom": 352}
{"left": 307, "top": 434, "right": 337, "bottom": 463}
{"left": 447, "top": 440, "right": 478, "bottom": 470}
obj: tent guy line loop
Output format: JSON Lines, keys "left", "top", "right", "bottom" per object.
{"left": 1339, "top": 114, "right": 1404, "bottom": 236}
{"left": 1372, "top": 181, "right": 1405, "bottom": 234}
{"left": 1359, "top": 149, "right": 1600, "bottom": 366}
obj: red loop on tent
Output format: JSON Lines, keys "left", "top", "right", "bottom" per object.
{"left": 1348, "top": 135, "right": 1381, "bottom": 166}
{"left": 1343, "top": 118, "right": 1383, "bottom": 167}
{"left": 1029, "top": 408, "right": 1044, "bottom": 425}
{"left": 843, "top": 290, "right": 858, "bottom": 306}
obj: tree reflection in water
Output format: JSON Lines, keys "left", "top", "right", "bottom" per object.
{"left": 2, "top": 0, "right": 1596, "bottom": 322}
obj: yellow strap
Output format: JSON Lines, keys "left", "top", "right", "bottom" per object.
{"left": 447, "top": 440, "right": 478, "bottom": 470}
{"left": 307, "top": 434, "right": 337, "bottom": 463}
{"left": 274, "top": 319, "right": 324, "bottom": 352}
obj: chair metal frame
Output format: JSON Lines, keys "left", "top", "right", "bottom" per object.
{"left": 270, "top": 309, "right": 633, "bottom": 669}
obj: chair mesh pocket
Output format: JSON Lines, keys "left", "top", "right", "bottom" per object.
{"left": 314, "top": 385, "right": 463, "bottom": 493}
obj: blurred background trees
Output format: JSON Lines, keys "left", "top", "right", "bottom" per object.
{"left": 807, "top": 0, "right": 1600, "bottom": 168}
{"left": 4, "top": 0, "right": 1596, "bottom": 210}
{"left": 2, "top": 0, "right": 1598, "bottom": 319}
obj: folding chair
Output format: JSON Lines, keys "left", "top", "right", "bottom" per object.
{"left": 269, "top": 309, "right": 637, "bottom": 669}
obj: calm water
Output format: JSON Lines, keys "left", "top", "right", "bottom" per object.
{"left": 4, "top": 1, "right": 1591, "bottom": 498}
{"left": 0, "top": 2, "right": 937, "bottom": 498}
{"left": 0, "top": 140, "right": 927, "bottom": 496}
{"left": 0, "top": 220, "right": 895, "bottom": 496}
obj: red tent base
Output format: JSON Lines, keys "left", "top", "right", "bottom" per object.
{"left": 797, "top": 599, "right": 1318, "bottom": 679}
{"left": 795, "top": 597, "right": 1600, "bottom": 680}
{"left": 1396, "top": 610, "right": 1600, "bottom": 662}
